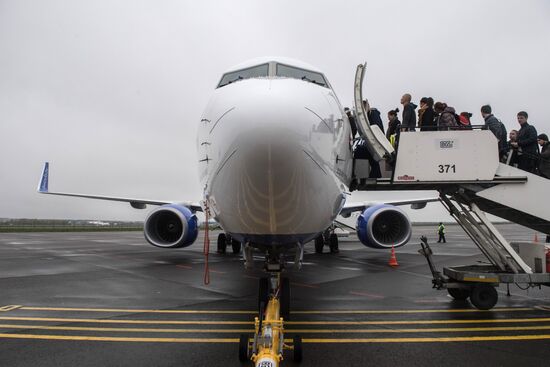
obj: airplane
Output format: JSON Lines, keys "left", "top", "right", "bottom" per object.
{"left": 37, "top": 56, "right": 435, "bottom": 316}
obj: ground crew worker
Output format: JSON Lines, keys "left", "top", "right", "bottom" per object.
{"left": 437, "top": 222, "right": 446, "bottom": 243}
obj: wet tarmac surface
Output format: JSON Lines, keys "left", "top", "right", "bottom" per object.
{"left": 1, "top": 224, "right": 550, "bottom": 366}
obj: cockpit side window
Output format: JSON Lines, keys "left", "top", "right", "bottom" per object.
{"left": 217, "top": 63, "right": 269, "bottom": 88}
{"left": 275, "top": 63, "right": 328, "bottom": 88}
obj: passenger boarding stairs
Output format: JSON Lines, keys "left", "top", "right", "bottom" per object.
{"left": 352, "top": 63, "right": 550, "bottom": 274}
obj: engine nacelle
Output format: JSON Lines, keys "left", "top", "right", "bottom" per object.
{"left": 356, "top": 204, "right": 412, "bottom": 249}
{"left": 144, "top": 204, "right": 199, "bottom": 248}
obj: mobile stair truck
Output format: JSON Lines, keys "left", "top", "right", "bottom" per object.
{"left": 352, "top": 63, "right": 550, "bottom": 310}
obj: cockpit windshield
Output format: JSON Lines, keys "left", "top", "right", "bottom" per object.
{"left": 276, "top": 63, "right": 328, "bottom": 88}
{"left": 217, "top": 63, "right": 269, "bottom": 88}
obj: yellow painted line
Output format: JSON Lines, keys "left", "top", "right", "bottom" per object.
{"left": 302, "top": 335, "right": 550, "bottom": 343}
{"left": 2, "top": 333, "right": 550, "bottom": 343}
{"left": 3, "top": 316, "right": 550, "bottom": 326}
{"left": 0, "top": 334, "right": 238, "bottom": 343}
{"left": 288, "top": 325, "right": 550, "bottom": 333}
{"left": 0, "top": 324, "right": 254, "bottom": 333}
{"left": 0, "top": 306, "right": 21, "bottom": 312}
{"left": 16, "top": 306, "right": 536, "bottom": 315}
{"left": 3, "top": 324, "right": 550, "bottom": 334}
{"left": 292, "top": 307, "right": 533, "bottom": 314}
{"left": 20, "top": 307, "right": 256, "bottom": 314}
{"left": 0, "top": 317, "right": 253, "bottom": 325}
{"left": 286, "top": 318, "right": 550, "bottom": 325}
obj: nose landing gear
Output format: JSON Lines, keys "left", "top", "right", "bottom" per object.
{"left": 239, "top": 273, "right": 302, "bottom": 366}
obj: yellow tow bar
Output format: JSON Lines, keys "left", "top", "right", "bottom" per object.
{"left": 239, "top": 275, "right": 302, "bottom": 366}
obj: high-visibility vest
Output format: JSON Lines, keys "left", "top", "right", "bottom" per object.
{"left": 389, "top": 134, "right": 396, "bottom": 148}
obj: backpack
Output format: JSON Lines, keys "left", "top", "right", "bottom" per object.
{"left": 454, "top": 114, "right": 461, "bottom": 126}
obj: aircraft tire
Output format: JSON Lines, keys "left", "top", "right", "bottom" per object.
{"left": 258, "top": 277, "right": 270, "bottom": 312}
{"left": 231, "top": 239, "right": 241, "bottom": 254}
{"left": 329, "top": 233, "right": 339, "bottom": 253}
{"left": 239, "top": 334, "right": 250, "bottom": 362}
{"left": 314, "top": 235, "right": 324, "bottom": 254}
{"left": 280, "top": 277, "right": 291, "bottom": 320}
{"left": 217, "top": 233, "right": 227, "bottom": 254}
{"left": 448, "top": 287, "right": 470, "bottom": 300}
{"left": 470, "top": 284, "right": 498, "bottom": 310}
{"left": 293, "top": 335, "right": 303, "bottom": 363}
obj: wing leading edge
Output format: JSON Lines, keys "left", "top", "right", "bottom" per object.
{"left": 37, "top": 162, "right": 202, "bottom": 211}
{"left": 339, "top": 197, "right": 440, "bottom": 217}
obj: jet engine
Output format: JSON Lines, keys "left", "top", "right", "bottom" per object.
{"left": 144, "top": 204, "right": 199, "bottom": 248}
{"left": 356, "top": 204, "right": 412, "bottom": 249}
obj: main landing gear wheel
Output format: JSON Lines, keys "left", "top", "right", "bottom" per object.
{"left": 293, "top": 335, "right": 303, "bottom": 362}
{"left": 238, "top": 334, "right": 250, "bottom": 362}
{"left": 314, "top": 235, "right": 324, "bottom": 254}
{"left": 231, "top": 239, "right": 241, "bottom": 254}
{"left": 470, "top": 284, "right": 498, "bottom": 310}
{"left": 280, "top": 277, "right": 291, "bottom": 321}
{"left": 217, "top": 233, "right": 227, "bottom": 254}
{"left": 448, "top": 287, "right": 470, "bottom": 301}
{"left": 258, "top": 277, "right": 270, "bottom": 312}
{"left": 329, "top": 233, "right": 339, "bottom": 253}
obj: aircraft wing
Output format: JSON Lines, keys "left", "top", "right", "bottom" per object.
{"left": 37, "top": 162, "right": 202, "bottom": 212}
{"left": 339, "top": 197, "right": 440, "bottom": 217}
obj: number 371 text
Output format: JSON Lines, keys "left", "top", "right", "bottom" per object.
{"left": 438, "top": 164, "right": 456, "bottom": 173}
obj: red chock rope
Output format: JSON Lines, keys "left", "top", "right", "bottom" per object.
{"left": 203, "top": 205, "right": 210, "bottom": 285}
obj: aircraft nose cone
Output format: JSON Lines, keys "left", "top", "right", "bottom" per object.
{"left": 204, "top": 79, "right": 345, "bottom": 242}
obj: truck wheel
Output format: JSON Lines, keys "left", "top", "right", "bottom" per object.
{"left": 217, "top": 233, "right": 227, "bottom": 254}
{"left": 470, "top": 284, "right": 498, "bottom": 310}
{"left": 239, "top": 334, "right": 250, "bottom": 362}
{"left": 448, "top": 287, "right": 470, "bottom": 300}
{"left": 293, "top": 335, "right": 303, "bottom": 362}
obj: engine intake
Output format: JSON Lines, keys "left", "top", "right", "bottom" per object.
{"left": 144, "top": 204, "right": 198, "bottom": 248}
{"left": 356, "top": 204, "right": 412, "bottom": 249}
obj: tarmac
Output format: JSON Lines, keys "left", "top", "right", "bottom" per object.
{"left": 1, "top": 224, "right": 550, "bottom": 367}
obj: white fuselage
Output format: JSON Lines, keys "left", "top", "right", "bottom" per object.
{"left": 197, "top": 61, "right": 352, "bottom": 246}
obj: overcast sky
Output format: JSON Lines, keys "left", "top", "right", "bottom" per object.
{"left": 1, "top": 0, "right": 549, "bottom": 221}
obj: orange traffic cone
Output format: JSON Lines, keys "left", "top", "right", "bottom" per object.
{"left": 389, "top": 245, "right": 399, "bottom": 267}
{"left": 534, "top": 233, "right": 539, "bottom": 243}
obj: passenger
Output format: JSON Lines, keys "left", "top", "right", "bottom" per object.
{"left": 510, "top": 111, "right": 538, "bottom": 173}
{"left": 386, "top": 108, "right": 401, "bottom": 144}
{"left": 433, "top": 102, "right": 445, "bottom": 127}
{"left": 437, "top": 222, "right": 446, "bottom": 243}
{"left": 506, "top": 129, "right": 519, "bottom": 167}
{"left": 366, "top": 101, "right": 382, "bottom": 178}
{"left": 364, "top": 100, "right": 385, "bottom": 134}
{"left": 419, "top": 97, "right": 436, "bottom": 131}
{"left": 344, "top": 107, "right": 358, "bottom": 138}
{"left": 459, "top": 112, "right": 473, "bottom": 129}
{"left": 480, "top": 105, "right": 508, "bottom": 161}
{"left": 400, "top": 94, "right": 417, "bottom": 132}
{"left": 537, "top": 133, "right": 550, "bottom": 178}
{"left": 354, "top": 100, "right": 382, "bottom": 179}
{"left": 438, "top": 105, "right": 459, "bottom": 130}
